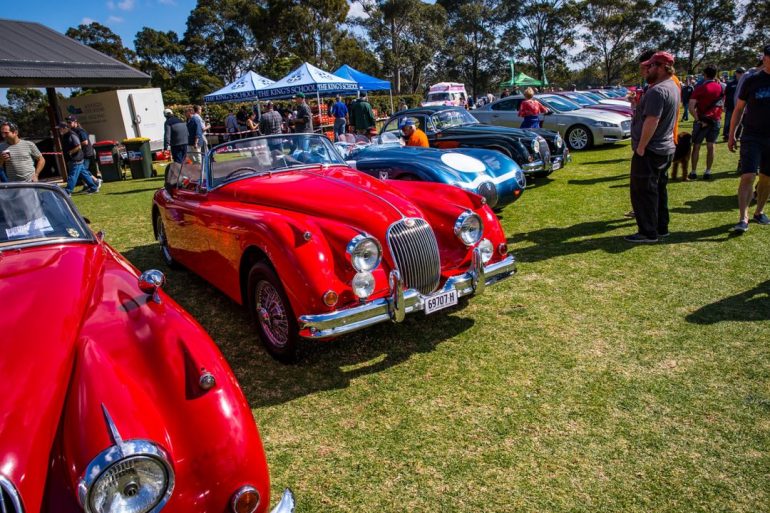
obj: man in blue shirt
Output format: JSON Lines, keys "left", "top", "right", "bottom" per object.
{"left": 330, "top": 95, "right": 348, "bottom": 142}
{"left": 185, "top": 107, "right": 204, "bottom": 164}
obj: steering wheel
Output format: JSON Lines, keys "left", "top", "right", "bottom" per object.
{"left": 223, "top": 166, "right": 261, "bottom": 180}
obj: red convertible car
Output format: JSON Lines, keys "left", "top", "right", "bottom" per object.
{"left": 153, "top": 134, "right": 517, "bottom": 362}
{"left": 0, "top": 183, "right": 294, "bottom": 513}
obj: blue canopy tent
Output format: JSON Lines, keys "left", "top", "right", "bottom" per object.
{"left": 332, "top": 65, "right": 393, "bottom": 113}
{"left": 203, "top": 71, "right": 275, "bottom": 103}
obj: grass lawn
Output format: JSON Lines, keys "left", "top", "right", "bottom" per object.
{"left": 72, "top": 122, "right": 770, "bottom": 513}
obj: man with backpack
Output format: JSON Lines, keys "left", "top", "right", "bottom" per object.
{"left": 688, "top": 64, "right": 725, "bottom": 180}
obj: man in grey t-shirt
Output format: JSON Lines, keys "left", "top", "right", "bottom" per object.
{"left": 0, "top": 121, "right": 45, "bottom": 182}
{"left": 626, "top": 51, "right": 680, "bottom": 243}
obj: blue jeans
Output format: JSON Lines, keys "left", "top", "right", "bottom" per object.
{"left": 333, "top": 118, "right": 346, "bottom": 141}
{"left": 520, "top": 116, "right": 540, "bottom": 128}
{"left": 66, "top": 161, "right": 97, "bottom": 193}
{"left": 170, "top": 145, "right": 187, "bottom": 164}
{"left": 0, "top": 169, "right": 7, "bottom": 182}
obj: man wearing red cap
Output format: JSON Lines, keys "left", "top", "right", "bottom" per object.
{"left": 625, "top": 51, "right": 680, "bottom": 243}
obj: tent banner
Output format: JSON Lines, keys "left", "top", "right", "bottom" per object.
{"left": 256, "top": 82, "right": 359, "bottom": 99}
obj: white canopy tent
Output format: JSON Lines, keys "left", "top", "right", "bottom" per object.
{"left": 203, "top": 71, "right": 275, "bottom": 103}
{"left": 255, "top": 62, "right": 359, "bottom": 108}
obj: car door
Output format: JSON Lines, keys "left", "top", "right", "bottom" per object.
{"left": 486, "top": 99, "right": 523, "bottom": 128}
{"left": 163, "top": 158, "right": 209, "bottom": 269}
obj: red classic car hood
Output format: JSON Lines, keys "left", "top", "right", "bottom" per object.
{"left": 219, "top": 165, "right": 424, "bottom": 228}
{"left": 0, "top": 243, "right": 100, "bottom": 502}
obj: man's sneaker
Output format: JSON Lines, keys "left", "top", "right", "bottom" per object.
{"left": 94, "top": 178, "right": 103, "bottom": 192}
{"left": 79, "top": 185, "right": 89, "bottom": 193}
{"left": 688, "top": 172, "right": 697, "bottom": 180}
{"left": 703, "top": 170, "right": 712, "bottom": 180}
{"left": 624, "top": 233, "right": 658, "bottom": 243}
{"left": 623, "top": 210, "right": 636, "bottom": 218}
{"left": 659, "top": 232, "right": 671, "bottom": 238}
{"left": 733, "top": 221, "right": 749, "bottom": 233}
{"left": 753, "top": 212, "right": 770, "bottom": 225}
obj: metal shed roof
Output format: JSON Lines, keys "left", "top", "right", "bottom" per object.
{"left": 0, "top": 19, "right": 150, "bottom": 88}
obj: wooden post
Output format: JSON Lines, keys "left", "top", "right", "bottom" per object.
{"left": 46, "top": 88, "right": 67, "bottom": 182}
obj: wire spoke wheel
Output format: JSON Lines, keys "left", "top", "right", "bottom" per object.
{"left": 255, "top": 280, "right": 290, "bottom": 349}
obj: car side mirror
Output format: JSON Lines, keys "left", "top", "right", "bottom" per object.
{"left": 346, "top": 160, "right": 357, "bottom": 169}
{"left": 138, "top": 269, "right": 165, "bottom": 304}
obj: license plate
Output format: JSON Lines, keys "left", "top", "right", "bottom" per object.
{"left": 424, "top": 289, "right": 458, "bottom": 315}
{"left": 553, "top": 161, "right": 562, "bottom": 170}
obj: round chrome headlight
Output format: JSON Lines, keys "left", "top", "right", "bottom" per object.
{"left": 346, "top": 235, "right": 381, "bottom": 272}
{"left": 352, "top": 271, "right": 375, "bottom": 298}
{"left": 80, "top": 440, "right": 173, "bottom": 513}
{"left": 454, "top": 211, "right": 483, "bottom": 246}
{"left": 531, "top": 138, "right": 540, "bottom": 153}
{"left": 478, "top": 239, "right": 494, "bottom": 263}
{"left": 555, "top": 134, "right": 563, "bottom": 149}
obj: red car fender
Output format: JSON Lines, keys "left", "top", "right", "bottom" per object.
{"left": 58, "top": 249, "right": 271, "bottom": 512}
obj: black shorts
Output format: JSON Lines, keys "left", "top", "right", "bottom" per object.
{"left": 740, "top": 134, "right": 770, "bottom": 176}
{"left": 692, "top": 118, "right": 720, "bottom": 144}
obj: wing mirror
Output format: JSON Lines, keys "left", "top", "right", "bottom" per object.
{"left": 138, "top": 269, "right": 166, "bottom": 304}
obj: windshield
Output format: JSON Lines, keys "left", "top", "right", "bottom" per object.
{"left": 581, "top": 91, "right": 603, "bottom": 102}
{"left": 539, "top": 96, "right": 581, "bottom": 112}
{"left": 210, "top": 134, "right": 347, "bottom": 187}
{"left": 564, "top": 93, "right": 597, "bottom": 106}
{"left": 427, "top": 92, "right": 451, "bottom": 102}
{"left": 0, "top": 185, "right": 91, "bottom": 249}
{"left": 430, "top": 109, "right": 478, "bottom": 129}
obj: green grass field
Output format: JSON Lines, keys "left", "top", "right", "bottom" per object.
{"left": 72, "top": 124, "right": 770, "bottom": 513}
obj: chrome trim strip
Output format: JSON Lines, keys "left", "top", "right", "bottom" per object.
{"left": 299, "top": 254, "right": 516, "bottom": 339}
{"left": 269, "top": 489, "right": 296, "bottom": 513}
{"left": 521, "top": 160, "right": 545, "bottom": 172}
{"left": 0, "top": 475, "right": 24, "bottom": 513}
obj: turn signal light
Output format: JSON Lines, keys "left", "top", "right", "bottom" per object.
{"left": 498, "top": 243, "right": 508, "bottom": 255}
{"left": 323, "top": 290, "right": 339, "bottom": 307}
{"left": 231, "top": 485, "right": 260, "bottom": 513}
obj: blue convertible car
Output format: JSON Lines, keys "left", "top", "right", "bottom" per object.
{"left": 337, "top": 134, "right": 526, "bottom": 210}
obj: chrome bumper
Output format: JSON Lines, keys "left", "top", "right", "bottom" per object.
{"left": 270, "top": 489, "right": 296, "bottom": 513}
{"left": 298, "top": 249, "right": 516, "bottom": 339}
{"left": 521, "top": 160, "right": 546, "bottom": 173}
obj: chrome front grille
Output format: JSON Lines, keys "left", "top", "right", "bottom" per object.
{"left": 0, "top": 476, "right": 22, "bottom": 513}
{"left": 538, "top": 136, "right": 551, "bottom": 163}
{"left": 477, "top": 181, "right": 498, "bottom": 208}
{"left": 387, "top": 218, "right": 441, "bottom": 295}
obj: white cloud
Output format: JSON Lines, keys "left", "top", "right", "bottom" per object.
{"left": 117, "top": 0, "right": 135, "bottom": 10}
{"left": 107, "top": 15, "right": 124, "bottom": 23}
{"left": 347, "top": 1, "right": 368, "bottom": 20}
{"left": 81, "top": 17, "right": 96, "bottom": 24}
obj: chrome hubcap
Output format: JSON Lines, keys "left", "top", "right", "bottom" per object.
{"left": 569, "top": 129, "right": 588, "bottom": 149}
{"left": 255, "top": 281, "right": 289, "bottom": 348}
{"left": 156, "top": 218, "right": 171, "bottom": 260}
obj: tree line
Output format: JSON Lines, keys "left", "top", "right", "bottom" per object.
{"left": 31, "top": 0, "right": 770, "bottom": 107}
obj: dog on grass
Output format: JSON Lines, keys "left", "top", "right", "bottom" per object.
{"left": 670, "top": 132, "right": 692, "bottom": 181}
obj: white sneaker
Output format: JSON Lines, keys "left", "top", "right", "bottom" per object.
{"left": 94, "top": 178, "right": 103, "bottom": 192}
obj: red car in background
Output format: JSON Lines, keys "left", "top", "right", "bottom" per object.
{"left": 0, "top": 183, "right": 294, "bottom": 513}
{"left": 153, "top": 134, "right": 517, "bottom": 362}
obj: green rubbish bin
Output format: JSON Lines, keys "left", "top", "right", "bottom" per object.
{"left": 92, "top": 140, "right": 123, "bottom": 182}
{"left": 122, "top": 137, "right": 153, "bottom": 179}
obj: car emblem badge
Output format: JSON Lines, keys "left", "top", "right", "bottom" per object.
{"left": 67, "top": 228, "right": 79, "bottom": 237}
{"left": 379, "top": 171, "right": 388, "bottom": 180}
{"left": 405, "top": 218, "right": 416, "bottom": 228}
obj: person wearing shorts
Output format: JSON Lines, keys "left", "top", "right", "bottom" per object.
{"left": 727, "top": 45, "right": 770, "bottom": 233}
{"left": 688, "top": 64, "right": 724, "bottom": 180}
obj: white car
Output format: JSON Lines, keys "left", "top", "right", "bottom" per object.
{"left": 471, "top": 94, "right": 632, "bottom": 151}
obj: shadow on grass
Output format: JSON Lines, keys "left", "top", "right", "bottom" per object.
{"left": 568, "top": 173, "right": 627, "bottom": 186}
{"left": 581, "top": 158, "right": 628, "bottom": 165}
{"left": 122, "top": 243, "right": 475, "bottom": 408}
{"left": 107, "top": 187, "right": 160, "bottom": 195}
{"left": 524, "top": 175, "right": 555, "bottom": 188}
{"left": 508, "top": 218, "right": 735, "bottom": 263}
{"left": 686, "top": 279, "right": 770, "bottom": 324}
{"left": 671, "top": 194, "right": 736, "bottom": 214}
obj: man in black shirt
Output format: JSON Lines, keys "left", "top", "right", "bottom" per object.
{"left": 680, "top": 77, "right": 694, "bottom": 121}
{"left": 291, "top": 93, "right": 314, "bottom": 133}
{"left": 66, "top": 115, "right": 99, "bottom": 189}
{"left": 728, "top": 46, "right": 770, "bottom": 232}
{"left": 57, "top": 122, "right": 100, "bottom": 195}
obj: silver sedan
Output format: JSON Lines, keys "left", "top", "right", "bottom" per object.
{"left": 472, "top": 94, "right": 632, "bottom": 151}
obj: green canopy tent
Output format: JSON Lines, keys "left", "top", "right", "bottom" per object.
{"left": 499, "top": 59, "right": 547, "bottom": 88}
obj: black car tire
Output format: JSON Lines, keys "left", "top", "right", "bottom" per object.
{"left": 248, "top": 262, "right": 301, "bottom": 363}
{"left": 155, "top": 214, "right": 179, "bottom": 269}
{"left": 565, "top": 125, "right": 593, "bottom": 151}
